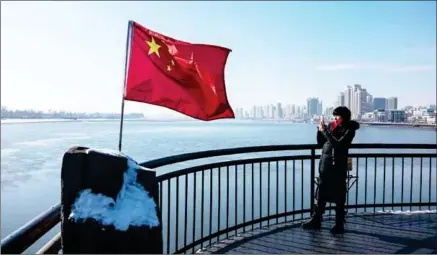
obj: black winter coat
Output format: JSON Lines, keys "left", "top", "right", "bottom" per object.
{"left": 315, "top": 120, "right": 360, "bottom": 204}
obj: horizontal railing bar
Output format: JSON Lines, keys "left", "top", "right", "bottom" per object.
{"left": 329, "top": 202, "right": 436, "bottom": 211}
{"left": 1, "top": 204, "right": 61, "bottom": 254}
{"left": 141, "top": 143, "right": 436, "bottom": 169}
{"left": 36, "top": 233, "right": 61, "bottom": 254}
{"left": 156, "top": 153, "right": 435, "bottom": 182}
{"left": 348, "top": 153, "right": 436, "bottom": 158}
{"left": 176, "top": 202, "right": 437, "bottom": 254}
{"left": 156, "top": 155, "right": 312, "bottom": 182}
{"left": 141, "top": 145, "right": 317, "bottom": 168}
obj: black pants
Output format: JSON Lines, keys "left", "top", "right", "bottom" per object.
{"left": 314, "top": 198, "right": 345, "bottom": 222}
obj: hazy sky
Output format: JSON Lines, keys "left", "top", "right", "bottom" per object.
{"left": 1, "top": 1, "right": 436, "bottom": 117}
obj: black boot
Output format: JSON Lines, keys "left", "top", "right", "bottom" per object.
{"left": 330, "top": 210, "right": 345, "bottom": 234}
{"left": 302, "top": 204, "right": 324, "bottom": 230}
{"left": 302, "top": 201, "right": 325, "bottom": 230}
{"left": 302, "top": 214, "right": 322, "bottom": 230}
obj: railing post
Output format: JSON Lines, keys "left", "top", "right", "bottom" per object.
{"left": 310, "top": 148, "right": 316, "bottom": 215}
{"left": 60, "top": 147, "right": 163, "bottom": 254}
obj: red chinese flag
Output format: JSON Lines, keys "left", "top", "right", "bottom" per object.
{"left": 124, "top": 21, "right": 235, "bottom": 121}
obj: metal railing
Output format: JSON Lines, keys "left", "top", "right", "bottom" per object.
{"left": 1, "top": 143, "right": 436, "bottom": 254}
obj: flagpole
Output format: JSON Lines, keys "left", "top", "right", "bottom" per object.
{"left": 118, "top": 20, "right": 133, "bottom": 152}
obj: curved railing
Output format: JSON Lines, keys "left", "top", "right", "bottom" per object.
{"left": 1, "top": 143, "right": 436, "bottom": 254}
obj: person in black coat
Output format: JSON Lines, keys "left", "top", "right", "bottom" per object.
{"left": 302, "top": 106, "right": 360, "bottom": 234}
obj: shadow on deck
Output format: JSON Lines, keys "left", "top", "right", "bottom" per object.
{"left": 201, "top": 213, "right": 437, "bottom": 254}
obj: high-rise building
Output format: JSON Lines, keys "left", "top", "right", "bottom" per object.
{"left": 351, "top": 84, "right": 360, "bottom": 114}
{"left": 324, "top": 106, "right": 334, "bottom": 116}
{"left": 363, "top": 92, "right": 374, "bottom": 112}
{"left": 238, "top": 108, "right": 245, "bottom": 118}
{"left": 344, "top": 86, "right": 353, "bottom": 110}
{"left": 373, "top": 97, "right": 386, "bottom": 111}
{"left": 386, "top": 97, "right": 398, "bottom": 110}
{"left": 264, "top": 105, "right": 270, "bottom": 118}
{"left": 350, "top": 84, "right": 363, "bottom": 116}
{"left": 354, "top": 89, "right": 361, "bottom": 115}
{"left": 342, "top": 84, "right": 374, "bottom": 117}
{"left": 366, "top": 95, "right": 373, "bottom": 104}
{"left": 307, "top": 97, "right": 321, "bottom": 117}
{"left": 276, "top": 103, "right": 283, "bottom": 119}
{"left": 256, "top": 106, "right": 264, "bottom": 118}
{"left": 284, "top": 104, "right": 292, "bottom": 119}
{"left": 338, "top": 92, "right": 345, "bottom": 107}
{"left": 317, "top": 101, "right": 323, "bottom": 115}
{"left": 290, "top": 104, "right": 296, "bottom": 116}
{"left": 360, "top": 89, "right": 372, "bottom": 113}
{"left": 338, "top": 83, "right": 400, "bottom": 115}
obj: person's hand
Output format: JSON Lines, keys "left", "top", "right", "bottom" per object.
{"left": 318, "top": 118, "right": 325, "bottom": 131}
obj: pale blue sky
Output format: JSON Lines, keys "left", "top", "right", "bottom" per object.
{"left": 1, "top": 1, "right": 436, "bottom": 117}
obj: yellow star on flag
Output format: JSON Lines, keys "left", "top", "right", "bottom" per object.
{"left": 146, "top": 37, "right": 161, "bottom": 58}
{"left": 167, "top": 65, "right": 172, "bottom": 72}
{"left": 171, "top": 60, "right": 175, "bottom": 66}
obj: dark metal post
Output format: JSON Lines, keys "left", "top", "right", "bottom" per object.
{"left": 118, "top": 99, "right": 126, "bottom": 152}
{"left": 118, "top": 20, "right": 134, "bottom": 151}
{"left": 136, "top": 167, "right": 164, "bottom": 254}
{"left": 310, "top": 148, "right": 316, "bottom": 215}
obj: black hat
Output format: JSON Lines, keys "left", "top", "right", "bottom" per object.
{"left": 333, "top": 106, "right": 351, "bottom": 122}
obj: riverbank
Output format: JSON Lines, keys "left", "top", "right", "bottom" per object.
{"left": 359, "top": 122, "right": 436, "bottom": 130}
{"left": 2, "top": 118, "right": 436, "bottom": 130}
{"left": 1, "top": 118, "right": 79, "bottom": 124}
{"left": 236, "top": 119, "right": 436, "bottom": 129}
{"left": 0, "top": 118, "right": 147, "bottom": 125}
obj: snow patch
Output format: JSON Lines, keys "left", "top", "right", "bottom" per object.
{"left": 85, "top": 148, "right": 134, "bottom": 161}
{"left": 69, "top": 152, "right": 160, "bottom": 231}
{"left": 377, "top": 209, "right": 436, "bottom": 215}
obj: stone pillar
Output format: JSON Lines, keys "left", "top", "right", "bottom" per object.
{"left": 60, "top": 146, "right": 163, "bottom": 254}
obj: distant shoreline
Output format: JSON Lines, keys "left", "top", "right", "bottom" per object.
{"left": 1, "top": 118, "right": 77, "bottom": 124}
{"left": 236, "top": 118, "right": 436, "bottom": 126}
{"left": 0, "top": 118, "right": 141, "bottom": 124}
{"left": 358, "top": 122, "right": 436, "bottom": 130}
{"left": 1, "top": 118, "right": 436, "bottom": 130}
{"left": 0, "top": 118, "right": 201, "bottom": 124}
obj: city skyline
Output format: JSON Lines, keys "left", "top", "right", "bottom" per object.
{"left": 1, "top": 1, "right": 436, "bottom": 118}
{"left": 233, "top": 82, "right": 436, "bottom": 121}
{"left": 233, "top": 99, "right": 435, "bottom": 121}
{"left": 236, "top": 82, "right": 405, "bottom": 120}
{"left": 0, "top": 91, "right": 429, "bottom": 117}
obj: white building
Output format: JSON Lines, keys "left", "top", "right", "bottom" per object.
{"left": 340, "top": 84, "right": 376, "bottom": 118}
{"left": 361, "top": 112, "right": 375, "bottom": 121}
{"left": 386, "top": 97, "right": 398, "bottom": 110}
{"left": 337, "top": 92, "right": 345, "bottom": 107}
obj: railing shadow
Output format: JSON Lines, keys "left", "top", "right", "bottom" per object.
{"left": 213, "top": 213, "right": 436, "bottom": 254}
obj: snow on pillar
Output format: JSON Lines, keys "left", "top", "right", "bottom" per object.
{"left": 61, "top": 146, "right": 163, "bottom": 254}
